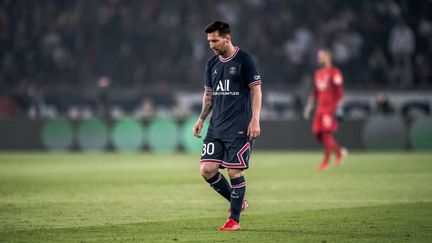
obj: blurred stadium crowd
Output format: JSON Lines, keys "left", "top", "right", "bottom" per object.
{"left": 0, "top": 0, "right": 431, "bottom": 119}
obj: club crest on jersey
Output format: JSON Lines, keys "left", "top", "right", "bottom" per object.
{"left": 316, "top": 81, "right": 328, "bottom": 91}
{"left": 229, "top": 67, "right": 237, "bottom": 75}
{"left": 216, "top": 79, "right": 230, "bottom": 91}
{"left": 316, "top": 76, "right": 329, "bottom": 91}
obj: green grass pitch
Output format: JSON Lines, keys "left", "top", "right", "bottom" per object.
{"left": 0, "top": 152, "right": 431, "bottom": 242}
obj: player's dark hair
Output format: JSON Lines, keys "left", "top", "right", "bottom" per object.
{"left": 204, "top": 21, "right": 231, "bottom": 36}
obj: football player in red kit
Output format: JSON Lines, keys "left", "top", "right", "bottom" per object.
{"left": 304, "top": 49, "right": 348, "bottom": 171}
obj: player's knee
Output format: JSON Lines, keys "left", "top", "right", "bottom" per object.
{"left": 228, "top": 169, "right": 244, "bottom": 179}
{"left": 200, "top": 164, "right": 218, "bottom": 180}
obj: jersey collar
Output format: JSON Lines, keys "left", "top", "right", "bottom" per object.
{"left": 219, "top": 46, "right": 239, "bottom": 62}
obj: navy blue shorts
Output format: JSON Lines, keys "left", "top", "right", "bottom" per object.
{"left": 200, "top": 136, "right": 252, "bottom": 169}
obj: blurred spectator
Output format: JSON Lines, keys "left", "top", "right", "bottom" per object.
{"left": 375, "top": 0, "right": 401, "bottom": 19}
{"left": 134, "top": 98, "right": 155, "bottom": 120}
{"left": 95, "top": 76, "right": 110, "bottom": 118}
{"left": 171, "top": 101, "right": 191, "bottom": 119}
{"left": 0, "top": 0, "right": 431, "bottom": 108}
{"left": 368, "top": 46, "right": 389, "bottom": 85}
{"left": 374, "top": 92, "right": 395, "bottom": 115}
{"left": 388, "top": 19, "right": 415, "bottom": 88}
{"left": 414, "top": 54, "right": 431, "bottom": 87}
{"left": 401, "top": 101, "right": 431, "bottom": 122}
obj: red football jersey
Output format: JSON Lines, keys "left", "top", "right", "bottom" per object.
{"left": 313, "top": 67, "right": 343, "bottom": 113}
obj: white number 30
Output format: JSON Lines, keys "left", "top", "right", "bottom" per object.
{"left": 201, "top": 142, "right": 215, "bottom": 156}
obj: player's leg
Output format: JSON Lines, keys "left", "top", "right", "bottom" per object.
{"left": 218, "top": 138, "right": 250, "bottom": 231}
{"left": 227, "top": 169, "right": 246, "bottom": 223}
{"left": 322, "top": 114, "right": 348, "bottom": 166}
{"left": 200, "top": 138, "right": 231, "bottom": 201}
{"left": 322, "top": 131, "right": 348, "bottom": 165}
{"left": 218, "top": 168, "right": 246, "bottom": 231}
{"left": 315, "top": 132, "right": 330, "bottom": 171}
{"left": 336, "top": 146, "right": 348, "bottom": 166}
{"left": 313, "top": 112, "right": 330, "bottom": 170}
{"left": 322, "top": 131, "right": 338, "bottom": 156}
{"left": 200, "top": 163, "right": 231, "bottom": 201}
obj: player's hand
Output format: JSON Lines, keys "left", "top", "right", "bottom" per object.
{"left": 247, "top": 119, "right": 260, "bottom": 141}
{"left": 192, "top": 119, "right": 204, "bottom": 138}
{"left": 303, "top": 102, "right": 313, "bottom": 120}
{"left": 335, "top": 106, "right": 344, "bottom": 121}
{"left": 303, "top": 108, "right": 310, "bottom": 120}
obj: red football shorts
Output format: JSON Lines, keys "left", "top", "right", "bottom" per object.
{"left": 312, "top": 110, "right": 338, "bottom": 134}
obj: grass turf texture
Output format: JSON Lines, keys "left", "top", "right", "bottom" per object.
{"left": 0, "top": 152, "right": 431, "bottom": 242}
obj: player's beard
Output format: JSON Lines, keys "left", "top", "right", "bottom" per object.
{"left": 213, "top": 42, "right": 227, "bottom": 56}
{"left": 213, "top": 48, "right": 225, "bottom": 56}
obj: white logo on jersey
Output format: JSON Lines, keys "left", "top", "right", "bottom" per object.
{"left": 334, "top": 74, "right": 343, "bottom": 85}
{"left": 317, "top": 81, "right": 328, "bottom": 91}
{"left": 316, "top": 75, "right": 329, "bottom": 91}
{"left": 254, "top": 75, "right": 261, "bottom": 80}
{"left": 213, "top": 69, "right": 217, "bottom": 75}
{"left": 216, "top": 79, "right": 230, "bottom": 91}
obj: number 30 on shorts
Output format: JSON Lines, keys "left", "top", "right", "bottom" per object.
{"left": 201, "top": 142, "right": 215, "bottom": 156}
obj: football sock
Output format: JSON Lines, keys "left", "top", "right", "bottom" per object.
{"left": 206, "top": 172, "right": 231, "bottom": 202}
{"left": 323, "top": 146, "right": 331, "bottom": 164}
{"left": 316, "top": 132, "right": 330, "bottom": 164}
{"left": 323, "top": 132, "right": 340, "bottom": 155}
{"left": 229, "top": 176, "right": 246, "bottom": 223}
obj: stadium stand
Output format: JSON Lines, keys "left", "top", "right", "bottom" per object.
{"left": 0, "top": 0, "right": 431, "bottom": 151}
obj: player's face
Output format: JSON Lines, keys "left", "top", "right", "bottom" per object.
{"left": 207, "top": 31, "right": 229, "bottom": 56}
{"left": 317, "top": 50, "right": 331, "bottom": 67}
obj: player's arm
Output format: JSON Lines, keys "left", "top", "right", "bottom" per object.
{"left": 243, "top": 53, "right": 262, "bottom": 140}
{"left": 333, "top": 70, "right": 344, "bottom": 117}
{"left": 336, "top": 93, "right": 344, "bottom": 115}
{"left": 200, "top": 88, "right": 213, "bottom": 120}
{"left": 248, "top": 84, "right": 262, "bottom": 141}
{"left": 303, "top": 92, "right": 316, "bottom": 120}
{"left": 304, "top": 72, "right": 317, "bottom": 120}
{"left": 335, "top": 85, "right": 343, "bottom": 108}
{"left": 193, "top": 88, "right": 213, "bottom": 138}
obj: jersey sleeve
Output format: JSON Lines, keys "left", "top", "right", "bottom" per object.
{"left": 332, "top": 68, "right": 343, "bottom": 101}
{"left": 204, "top": 60, "right": 212, "bottom": 91}
{"left": 242, "top": 54, "right": 262, "bottom": 88}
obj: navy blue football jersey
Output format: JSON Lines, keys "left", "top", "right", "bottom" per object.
{"left": 204, "top": 47, "right": 262, "bottom": 139}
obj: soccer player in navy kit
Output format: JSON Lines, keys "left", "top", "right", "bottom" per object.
{"left": 192, "top": 21, "right": 262, "bottom": 231}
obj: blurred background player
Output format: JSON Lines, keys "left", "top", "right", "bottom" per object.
{"left": 304, "top": 49, "right": 348, "bottom": 171}
{"left": 192, "top": 21, "right": 262, "bottom": 231}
